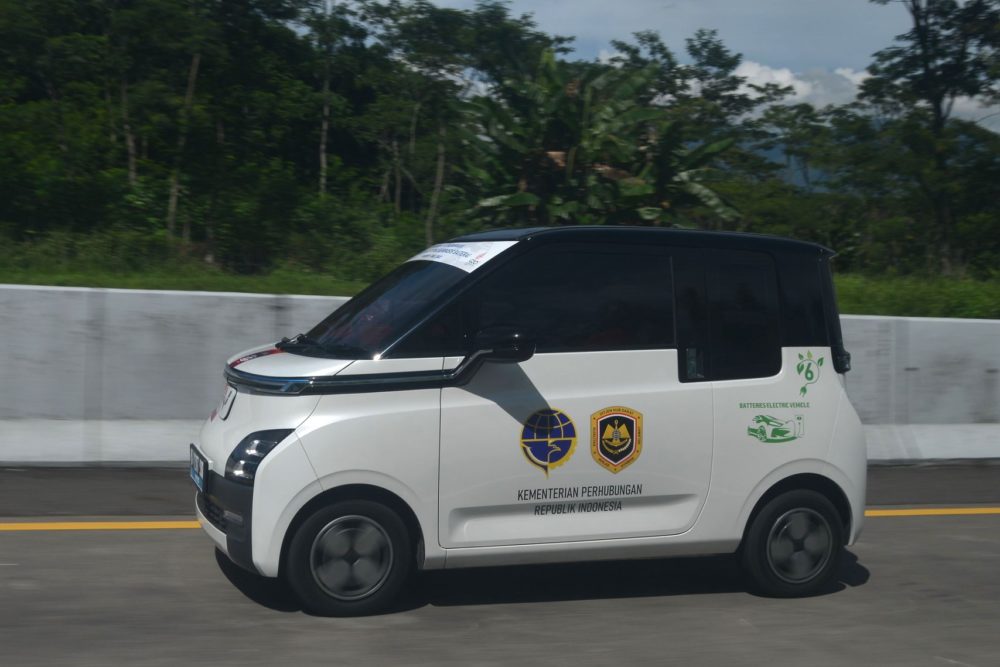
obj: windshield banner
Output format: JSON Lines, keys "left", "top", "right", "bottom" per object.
{"left": 407, "top": 241, "right": 518, "bottom": 273}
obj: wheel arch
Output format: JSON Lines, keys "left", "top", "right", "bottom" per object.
{"left": 279, "top": 484, "right": 425, "bottom": 577}
{"left": 740, "top": 473, "right": 852, "bottom": 547}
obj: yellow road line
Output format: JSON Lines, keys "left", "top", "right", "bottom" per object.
{"left": 0, "top": 520, "right": 200, "bottom": 531}
{"left": 865, "top": 507, "right": 1000, "bottom": 517}
{"left": 0, "top": 508, "right": 999, "bottom": 531}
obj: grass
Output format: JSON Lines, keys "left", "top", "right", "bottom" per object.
{"left": 2, "top": 268, "right": 999, "bottom": 319}
{"left": 0, "top": 267, "right": 367, "bottom": 297}
{"left": 834, "top": 274, "right": 1000, "bottom": 320}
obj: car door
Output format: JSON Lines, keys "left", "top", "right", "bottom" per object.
{"left": 701, "top": 250, "right": 842, "bottom": 493}
{"left": 433, "top": 242, "right": 714, "bottom": 549}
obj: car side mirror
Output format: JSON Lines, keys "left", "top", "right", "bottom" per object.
{"left": 474, "top": 326, "right": 535, "bottom": 363}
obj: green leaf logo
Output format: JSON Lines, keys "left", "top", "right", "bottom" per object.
{"left": 796, "top": 350, "right": 823, "bottom": 396}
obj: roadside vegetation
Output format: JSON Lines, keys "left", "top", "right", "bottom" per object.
{"left": 2, "top": 0, "right": 999, "bottom": 316}
{"left": 3, "top": 232, "right": 999, "bottom": 317}
{"left": 835, "top": 275, "right": 1000, "bottom": 320}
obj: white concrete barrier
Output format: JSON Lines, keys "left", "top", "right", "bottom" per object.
{"left": 841, "top": 315, "right": 1000, "bottom": 425}
{"left": 1, "top": 284, "right": 997, "bottom": 463}
{"left": 0, "top": 285, "right": 345, "bottom": 464}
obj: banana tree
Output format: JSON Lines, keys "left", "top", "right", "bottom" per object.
{"left": 456, "top": 50, "right": 738, "bottom": 226}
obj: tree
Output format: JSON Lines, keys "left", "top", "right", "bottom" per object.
{"left": 611, "top": 29, "right": 791, "bottom": 135}
{"left": 301, "top": 1, "right": 360, "bottom": 197}
{"left": 757, "top": 103, "right": 828, "bottom": 189}
{"left": 2, "top": 0, "right": 998, "bottom": 283}
{"left": 458, "top": 51, "right": 737, "bottom": 227}
{"left": 861, "top": 0, "right": 1000, "bottom": 273}
{"left": 610, "top": 29, "right": 793, "bottom": 206}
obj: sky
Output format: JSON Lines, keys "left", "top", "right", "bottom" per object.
{"left": 436, "top": 0, "right": 1000, "bottom": 127}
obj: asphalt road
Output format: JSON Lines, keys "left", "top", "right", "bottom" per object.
{"left": 1, "top": 466, "right": 999, "bottom": 666}
{"left": 3, "top": 464, "right": 1000, "bottom": 515}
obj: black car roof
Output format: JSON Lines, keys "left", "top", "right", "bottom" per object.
{"left": 449, "top": 226, "right": 833, "bottom": 257}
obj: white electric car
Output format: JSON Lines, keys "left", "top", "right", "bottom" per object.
{"left": 191, "top": 227, "right": 865, "bottom": 615}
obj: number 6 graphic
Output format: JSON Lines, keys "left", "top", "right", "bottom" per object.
{"left": 796, "top": 351, "right": 824, "bottom": 396}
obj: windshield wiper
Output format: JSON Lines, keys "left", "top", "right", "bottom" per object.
{"left": 276, "top": 333, "right": 323, "bottom": 350}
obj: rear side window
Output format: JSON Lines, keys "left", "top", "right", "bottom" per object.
{"left": 779, "top": 256, "right": 828, "bottom": 347}
{"left": 392, "top": 245, "right": 675, "bottom": 356}
{"left": 706, "top": 250, "right": 781, "bottom": 380}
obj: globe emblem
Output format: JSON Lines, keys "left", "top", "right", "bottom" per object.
{"left": 520, "top": 409, "right": 577, "bottom": 477}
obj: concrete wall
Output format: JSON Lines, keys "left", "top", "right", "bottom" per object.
{"left": 841, "top": 316, "right": 1000, "bottom": 425}
{"left": 0, "top": 285, "right": 345, "bottom": 463}
{"left": 1, "top": 284, "right": 997, "bottom": 463}
{"left": 0, "top": 285, "right": 347, "bottom": 421}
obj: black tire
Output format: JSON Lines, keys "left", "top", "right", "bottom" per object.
{"left": 285, "top": 500, "right": 412, "bottom": 616}
{"left": 741, "top": 489, "right": 843, "bottom": 597}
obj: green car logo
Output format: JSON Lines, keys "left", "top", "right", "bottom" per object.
{"left": 747, "top": 414, "right": 805, "bottom": 444}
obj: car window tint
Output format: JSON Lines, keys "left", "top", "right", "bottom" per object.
{"left": 395, "top": 245, "right": 675, "bottom": 357}
{"left": 707, "top": 250, "right": 781, "bottom": 380}
{"left": 389, "top": 301, "right": 467, "bottom": 358}
{"left": 306, "top": 260, "right": 467, "bottom": 357}
{"left": 779, "top": 256, "right": 828, "bottom": 347}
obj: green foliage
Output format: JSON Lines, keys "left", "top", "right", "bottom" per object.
{"left": 457, "top": 51, "right": 738, "bottom": 226}
{"left": 0, "top": 227, "right": 186, "bottom": 273}
{"left": 0, "top": 0, "right": 999, "bottom": 315}
{"left": 0, "top": 264, "right": 367, "bottom": 296}
{"left": 854, "top": 0, "right": 1000, "bottom": 273}
{"left": 282, "top": 192, "right": 424, "bottom": 281}
{"left": 6, "top": 235, "right": 1000, "bottom": 319}
{"left": 835, "top": 274, "right": 1000, "bottom": 319}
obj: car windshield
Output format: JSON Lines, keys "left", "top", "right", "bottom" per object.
{"left": 299, "top": 260, "right": 468, "bottom": 358}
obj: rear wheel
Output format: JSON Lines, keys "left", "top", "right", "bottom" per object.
{"left": 285, "top": 500, "right": 411, "bottom": 616}
{"left": 741, "top": 489, "right": 843, "bottom": 597}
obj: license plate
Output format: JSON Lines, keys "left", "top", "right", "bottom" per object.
{"left": 189, "top": 444, "right": 208, "bottom": 493}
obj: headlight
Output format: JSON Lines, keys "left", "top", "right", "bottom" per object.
{"left": 225, "top": 429, "right": 294, "bottom": 484}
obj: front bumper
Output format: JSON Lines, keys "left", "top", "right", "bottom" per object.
{"left": 194, "top": 471, "right": 256, "bottom": 573}
{"left": 195, "top": 492, "right": 228, "bottom": 553}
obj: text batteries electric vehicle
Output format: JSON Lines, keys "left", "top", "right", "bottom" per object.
{"left": 190, "top": 226, "right": 865, "bottom": 615}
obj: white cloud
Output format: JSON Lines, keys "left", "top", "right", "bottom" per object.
{"left": 597, "top": 48, "right": 623, "bottom": 66}
{"left": 735, "top": 61, "right": 866, "bottom": 107}
{"left": 833, "top": 67, "right": 870, "bottom": 88}
{"left": 730, "top": 61, "right": 1000, "bottom": 130}
{"left": 950, "top": 95, "right": 1000, "bottom": 128}
{"left": 736, "top": 60, "right": 1000, "bottom": 132}
{"left": 735, "top": 61, "right": 813, "bottom": 99}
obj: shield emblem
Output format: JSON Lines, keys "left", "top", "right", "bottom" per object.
{"left": 520, "top": 408, "right": 577, "bottom": 477}
{"left": 591, "top": 406, "right": 642, "bottom": 473}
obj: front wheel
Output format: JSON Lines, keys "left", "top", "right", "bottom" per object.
{"left": 285, "top": 500, "right": 412, "bottom": 616}
{"left": 740, "top": 489, "right": 843, "bottom": 597}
